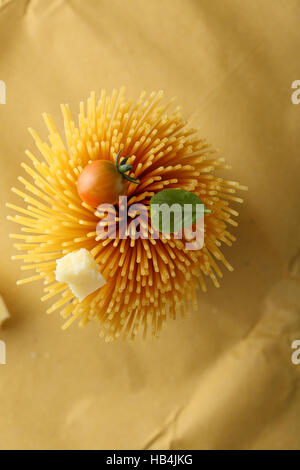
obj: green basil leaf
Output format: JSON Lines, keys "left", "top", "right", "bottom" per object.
{"left": 150, "top": 189, "right": 211, "bottom": 234}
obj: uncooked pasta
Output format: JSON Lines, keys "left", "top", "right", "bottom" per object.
{"left": 7, "top": 88, "right": 246, "bottom": 341}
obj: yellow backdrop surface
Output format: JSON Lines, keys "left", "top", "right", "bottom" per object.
{"left": 0, "top": 0, "right": 300, "bottom": 450}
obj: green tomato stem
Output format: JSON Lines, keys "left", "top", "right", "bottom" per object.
{"left": 115, "top": 150, "right": 140, "bottom": 184}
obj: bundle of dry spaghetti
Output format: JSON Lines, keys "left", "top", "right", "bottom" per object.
{"left": 7, "top": 88, "right": 246, "bottom": 341}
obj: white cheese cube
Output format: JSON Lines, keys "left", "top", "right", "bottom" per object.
{"left": 55, "top": 248, "right": 106, "bottom": 302}
{"left": 0, "top": 295, "right": 10, "bottom": 327}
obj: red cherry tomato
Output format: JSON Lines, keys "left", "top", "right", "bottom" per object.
{"left": 77, "top": 152, "right": 139, "bottom": 208}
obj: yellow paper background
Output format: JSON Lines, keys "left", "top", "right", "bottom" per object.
{"left": 0, "top": 0, "right": 300, "bottom": 450}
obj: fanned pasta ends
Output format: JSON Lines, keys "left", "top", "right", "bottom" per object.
{"left": 7, "top": 89, "right": 246, "bottom": 341}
